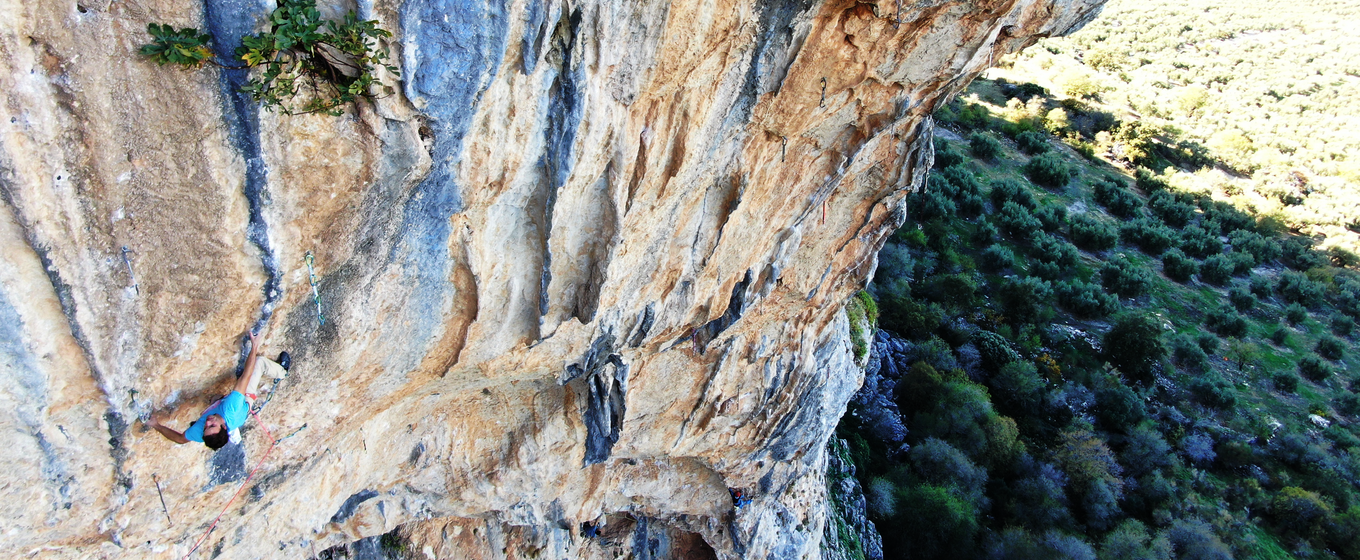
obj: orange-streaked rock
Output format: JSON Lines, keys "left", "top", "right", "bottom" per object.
{"left": 0, "top": 0, "right": 1105, "bottom": 557}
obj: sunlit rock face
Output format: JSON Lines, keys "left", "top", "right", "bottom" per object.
{"left": 0, "top": 0, "right": 1104, "bottom": 557}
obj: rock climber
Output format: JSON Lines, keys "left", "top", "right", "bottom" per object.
{"left": 730, "top": 488, "right": 752, "bottom": 509}
{"left": 148, "top": 330, "right": 288, "bottom": 451}
{"left": 580, "top": 520, "right": 600, "bottom": 539}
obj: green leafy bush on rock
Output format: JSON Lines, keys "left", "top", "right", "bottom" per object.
{"left": 141, "top": 0, "right": 399, "bottom": 115}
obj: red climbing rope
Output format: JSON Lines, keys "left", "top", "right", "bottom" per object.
{"left": 180, "top": 409, "right": 279, "bottom": 559}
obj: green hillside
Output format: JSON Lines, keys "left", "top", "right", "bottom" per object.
{"left": 837, "top": 85, "right": 1360, "bottom": 558}
{"left": 983, "top": 0, "right": 1360, "bottom": 256}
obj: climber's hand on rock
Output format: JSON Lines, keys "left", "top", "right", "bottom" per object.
{"left": 148, "top": 415, "right": 188, "bottom": 444}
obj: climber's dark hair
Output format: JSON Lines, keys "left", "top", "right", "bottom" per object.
{"left": 203, "top": 428, "right": 229, "bottom": 450}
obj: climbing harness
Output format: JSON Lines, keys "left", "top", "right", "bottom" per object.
{"left": 180, "top": 406, "right": 307, "bottom": 559}
{"left": 305, "top": 251, "right": 325, "bottom": 326}
{"left": 249, "top": 353, "right": 289, "bottom": 416}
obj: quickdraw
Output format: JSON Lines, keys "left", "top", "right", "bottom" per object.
{"left": 251, "top": 376, "right": 284, "bottom": 416}
{"left": 121, "top": 246, "right": 139, "bottom": 295}
{"left": 153, "top": 473, "right": 173, "bottom": 525}
{"left": 305, "top": 251, "right": 325, "bottom": 326}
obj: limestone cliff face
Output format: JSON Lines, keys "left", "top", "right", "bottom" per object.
{"left": 0, "top": 1, "right": 1103, "bottom": 558}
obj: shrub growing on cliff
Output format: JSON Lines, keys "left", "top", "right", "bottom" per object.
{"left": 878, "top": 281, "right": 943, "bottom": 340}
{"left": 998, "top": 276, "right": 1053, "bottom": 323}
{"left": 1147, "top": 190, "right": 1197, "bottom": 228}
{"left": 990, "top": 178, "right": 1038, "bottom": 210}
{"left": 1034, "top": 205, "right": 1068, "bottom": 233}
{"left": 1333, "top": 314, "right": 1355, "bottom": 337}
{"left": 1070, "top": 213, "right": 1119, "bottom": 251}
{"left": 1016, "top": 131, "right": 1051, "bottom": 154}
{"left": 1055, "top": 279, "right": 1120, "bottom": 319}
{"left": 996, "top": 202, "right": 1043, "bottom": 242}
{"left": 1298, "top": 355, "right": 1332, "bottom": 382}
{"left": 1171, "top": 333, "right": 1210, "bottom": 373}
{"left": 1278, "top": 271, "right": 1326, "bottom": 308}
{"left": 1100, "top": 256, "right": 1153, "bottom": 298}
{"left": 140, "top": 24, "right": 214, "bottom": 66}
{"left": 1093, "top": 178, "right": 1143, "bottom": 218}
{"left": 973, "top": 330, "right": 1021, "bottom": 371}
{"left": 141, "top": 0, "right": 399, "bottom": 115}
{"left": 1161, "top": 249, "right": 1197, "bottom": 283}
{"left": 1104, "top": 313, "right": 1166, "bottom": 384}
{"left": 1286, "top": 303, "right": 1309, "bottom": 325}
{"left": 1190, "top": 375, "right": 1237, "bottom": 409}
{"left": 1205, "top": 306, "right": 1249, "bottom": 338}
{"left": 979, "top": 244, "right": 1016, "bottom": 272}
{"left": 1178, "top": 225, "right": 1222, "bottom": 259}
{"left": 1024, "top": 152, "right": 1076, "bottom": 188}
{"left": 847, "top": 291, "right": 877, "bottom": 362}
{"left": 934, "top": 141, "right": 965, "bottom": 169}
{"left": 1316, "top": 336, "right": 1345, "bottom": 361}
{"left": 1031, "top": 233, "right": 1080, "bottom": 267}
{"left": 1198, "top": 254, "right": 1235, "bottom": 285}
{"left": 1120, "top": 218, "right": 1176, "bottom": 255}
{"left": 970, "top": 132, "right": 1004, "bottom": 160}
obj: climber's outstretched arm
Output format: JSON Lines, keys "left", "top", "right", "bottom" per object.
{"left": 234, "top": 330, "right": 263, "bottom": 396}
{"left": 149, "top": 417, "right": 189, "bottom": 444}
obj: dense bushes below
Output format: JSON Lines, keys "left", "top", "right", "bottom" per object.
{"left": 844, "top": 130, "right": 1360, "bottom": 560}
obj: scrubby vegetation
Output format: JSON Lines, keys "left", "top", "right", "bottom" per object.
{"left": 141, "top": 0, "right": 399, "bottom": 115}
{"left": 841, "top": 85, "right": 1359, "bottom": 559}
{"left": 979, "top": 0, "right": 1360, "bottom": 256}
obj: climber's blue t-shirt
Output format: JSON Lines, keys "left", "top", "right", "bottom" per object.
{"left": 184, "top": 391, "right": 248, "bottom": 442}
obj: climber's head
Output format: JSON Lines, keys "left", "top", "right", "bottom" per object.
{"left": 202, "top": 414, "right": 229, "bottom": 450}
